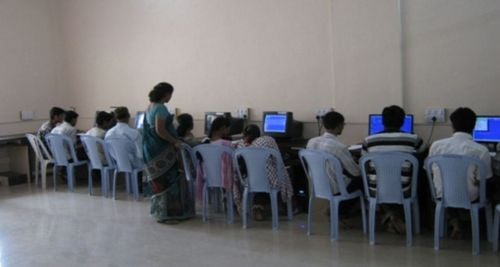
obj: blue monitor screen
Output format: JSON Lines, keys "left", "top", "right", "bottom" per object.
{"left": 263, "top": 114, "right": 287, "bottom": 133}
{"left": 369, "top": 114, "right": 414, "bottom": 135}
{"left": 473, "top": 116, "right": 500, "bottom": 143}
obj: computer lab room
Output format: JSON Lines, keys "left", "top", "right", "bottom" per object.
{"left": 1, "top": 0, "right": 500, "bottom": 266}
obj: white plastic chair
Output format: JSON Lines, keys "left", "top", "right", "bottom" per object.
{"left": 493, "top": 204, "right": 500, "bottom": 252}
{"left": 425, "top": 155, "right": 492, "bottom": 255}
{"left": 105, "top": 138, "right": 143, "bottom": 201}
{"left": 234, "top": 147, "right": 293, "bottom": 230}
{"left": 299, "top": 149, "right": 366, "bottom": 240}
{"left": 180, "top": 143, "right": 197, "bottom": 205}
{"left": 80, "top": 134, "right": 115, "bottom": 197}
{"left": 359, "top": 152, "right": 420, "bottom": 247}
{"left": 26, "top": 134, "right": 54, "bottom": 189}
{"left": 45, "top": 133, "right": 89, "bottom": 192}
{"left": 193, "top": 144, "right": 234, "bottom": 224}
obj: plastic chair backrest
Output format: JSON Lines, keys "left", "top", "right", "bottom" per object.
{"left": 299, "top": 149, "right": 349, "bottom": 199}
{"left": 360, "top": 152, "right": 419, "bottom": 204}
{"left": 234, "top": 147, "right": 283, "bottom": 193}
{"left": 193, "top": 144, "right": 234, "bottom": 187}
{"left": 424, "top": 154, "right": 488, "bottom": 209}
{"left": 26, "top": 134, "right": 49, "bottom": 161}
{"left": 80, "top": 134, "right": 113, "bottom": 169}
{"left": 105, "top": 138, "right": 134, "bottom": 173}
{"left": 180, "top": 143, "right": 196, "bottom": 181}
{"left": 45, "top": 133, "right": 79, "bottom": 166}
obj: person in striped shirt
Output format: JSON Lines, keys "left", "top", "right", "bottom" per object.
{"left": 362, "top": 105, "right": 424, "bottom": 234}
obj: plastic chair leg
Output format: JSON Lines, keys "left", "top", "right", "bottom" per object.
{"left": 112, "top": 170, "right": 118, "bottom": 200}
{"left": 413, "top": 200, "right": 421, "bottom": 234}
{"left": 67, "top": 166, "right": 74, "bottom": 192}
{"left": 41, "top": 162, "right": 48, "bottom": 189}
{"left": 368, "top": 200, "right": 377, "bottom": 245}
{"left": 471, "top": 208, "right": 480, "bottom": 255}
{"left": 434, "top": 203, "right": 442, "bottom": 250}
{"left": 403, "top": 201, "right": 413, "bottom": 247}
{"left": 131, "top": 172, "right": 140, "bottom": 201}
{"left": 34, "top": 160, "right": 40, "bottom": 186}
{"left": 100, "top": 169, "right": 107, "bottom": 197}
{"left": 485, "top": 204, "right": 493, "bottom": 243}
{"left": 125, "top": 173, "right": 131, "bottom": 194}
{"left": 331, "top": 200, "right": 340, "bottom": 241}
{"left": 242, "top": 188, "right": 249, "bottom": 229}
{"left": 226, "top": 191, "right": 234, "bottom": 224}
{"left": 493, "top": 208, "right": 499, "bottom": 252}
{"left": 270, "top": 191, "right": 279, "bottom": 230}
{"left": 287, "top": 197, "right": 293, "bottom": 221}
{"left": 88, "top": 165, "right": 93, "bottom": 195}
{"left": 360, "top": 197, "right": 367, "bottom": 234}
{"left": 52, "top": 166, "right": 57, "bottom": 191}
{"left": 307, "top": 197, "right": 314, "bottom": 235}
{"left": 202, "top": 185, "right": 208, "bottom": 222}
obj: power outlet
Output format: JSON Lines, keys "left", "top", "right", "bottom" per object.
{"left": 20, "top": 111, "right": 34, "bottom": 121}
{"left": 425, "top": 108, "right": 446, "bottom": 123}
{"left": 234, "top": 108, "right": 249, "bottom": 119}
{"left": 315, "top": 107, "right": 334, "bottom": 120}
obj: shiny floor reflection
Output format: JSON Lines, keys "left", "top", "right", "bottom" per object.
{"left": 0, "top": 184, "right": 498, "bottom": 267}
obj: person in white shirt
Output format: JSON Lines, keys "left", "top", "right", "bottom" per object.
{"left": 38, "top": 106, "right": 65, "bottom": 148}
{"left": 51, "top": 110, "right": 79, "bottom": 144}
{"left": 86, "top": 111, "right": 114, "bottom": 139}
{"left": 105, "top": 107, "right": 143, "bottom": 168}
{"left": 429, "top": 107, "right": 493, "bottom": 238}
{"left": 86, "top": 111, "right": 114, "bottom": 164}
{"left": 306, "top": 111, "right": 361, "bottom": 194}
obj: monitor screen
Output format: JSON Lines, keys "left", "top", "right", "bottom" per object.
{"left": 263, "top": 114, "right": 288, "bottom": 133}
{"left": 473, "top": 116, "right": 500, "bottom": 143}
{"left": 135, "top": 112, "right": 145, "bottom": 129}
{"left": 368, "top": 114, "right": 414, "bottom": 135}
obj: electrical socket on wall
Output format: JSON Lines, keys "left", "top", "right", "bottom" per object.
{"left": 425, "top": 108, "right": 446, "bottom": 123}
{"left": 315, "top": 107, "right": 334, "bottom": 120}
{"left": 234, "top": 107, "right": 249, "bottom": 119}
{"left": 20, "top": 111, "right": 34, "bottom": 121}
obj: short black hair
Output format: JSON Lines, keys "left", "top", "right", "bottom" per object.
{"left": 64, "top": 111, "right": 79, "bottom": 123}
{"left": 95, "top": 111, "right": 114, "bottom": 127}
{"left": 382, "top": 105, "right": 405, "bottom": 129}
{"left": 242, "top": 124, "right": 261, "bottom": 143}
{"left": 149, "top": 82, "right": 174, "bottom": 102}
{"left": 208, "top": 116, "right": 231, "bottom": 138}
{"left": 322, "top": 111, "right": 345, "bottom": 130}
{"left": 176, "top": 113, "right": 194, "bottom": 137}
{"left": 49, "top": 107, "right": 65, "bottom": 119}
{"left": 450, "top": 107, "right": 476, "bottom": 134}
{"left": 114, "top": 107, "right": 130, "bottom": 121}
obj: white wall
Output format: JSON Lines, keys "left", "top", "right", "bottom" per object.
{"left": 1, "top": 0, "right": 500, "bottom": 146}
{"left": 0, "top": 0, "right": 64, "bottom": 135}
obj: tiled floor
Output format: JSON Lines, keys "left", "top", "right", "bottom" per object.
{"left": 0, "top": 184, "right": 498, "bottom": 267}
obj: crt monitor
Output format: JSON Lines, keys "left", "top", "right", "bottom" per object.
{"left": 204, "top": 112, "right": 231, "bottom": 135}
{"left": 135, "top": 111, "right": 145, "bottom": 129}
{"left": 368, "top": 114, "right": 414, "bottom": 135}
{"left": 262, "top": 111, "right": 303, "bottom": 139}
{"left": 473, "top": 116, "right": 500, "bottom": 143}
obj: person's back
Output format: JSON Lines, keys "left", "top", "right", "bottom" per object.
{"left": 86, "top": 111, "right": 114, "bottom": 164}
{"left": 51, "top": 110, "right": 79, "bottom": 144}
{"left": 306, "top": 111, "right": 361, "bottom": 194}
{"left": 105, "top": 107, "right": 143, "bottom": 168}
{"left": 429, "top": 107, "right": 492, "bottom": 200}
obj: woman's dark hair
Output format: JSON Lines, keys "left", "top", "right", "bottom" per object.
{"left": 242, "top": 124, "right": 261, "bottom": 143}
{"left": 208, "top": 116, "right": 231, "bottom": 139}
{"left": 95, "top": 111, "right": 113, "bottom": 127}
{"left": 177, "top": 113, "right": 194, "bottom": 137}
{"left": 149, "top": 82, "right": 174, "bottom": 102}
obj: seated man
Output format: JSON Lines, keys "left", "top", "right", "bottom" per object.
{"left": 51, "top": 110, "right": 79, "bottom": 145}
{"left": 38, "top": 106, "right": 65, "bottom": 148}
{"left": 428, "top": 107, "right": 492, "bottom": 238}
{"left": 362, "top": 105, "right": 424, "bottom": 233}
{"left": 86, "top": 111, "right": 114, "bottom": 164}
{"left": 306, "top": 111, "right": 361, "bottom": 194}
{"left": 105, "top": 107, "right": 143, "bottom": 168}
{"left": 86, "top": 111, "right": 114, "bottom": 139}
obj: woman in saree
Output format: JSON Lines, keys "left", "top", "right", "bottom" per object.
{"left": 143, "top": 82, "right": 195, "bottom": 223}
